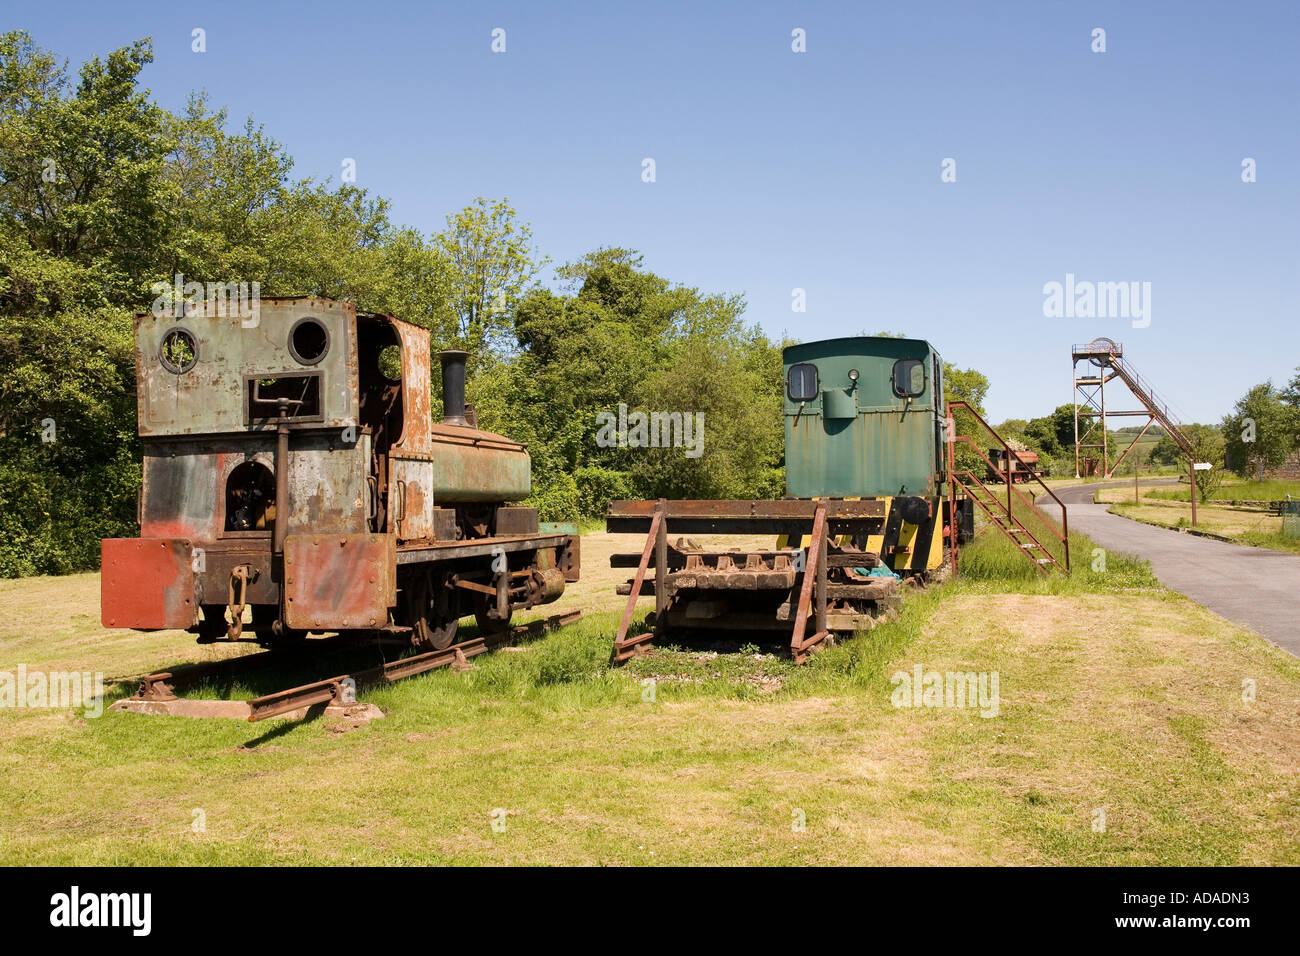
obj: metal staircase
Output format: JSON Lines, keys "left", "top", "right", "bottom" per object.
{"left": 947, "top": 401, "right": 1070, "bottom": 575}
{"left": 1104, "top": 351, "right": 1194, "bottom": 455}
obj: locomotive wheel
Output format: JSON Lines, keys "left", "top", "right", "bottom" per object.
{"left": 417, "top": 611, "right": 459, "bottom": 651}
{"left": 251, "top": 605, "right": 284, "bottom": 642}
{"left": 473, "top": 592, "right": 512, "bottom": 634}
{"left": 408, "top": 572, "right": 461, "bottom": 651}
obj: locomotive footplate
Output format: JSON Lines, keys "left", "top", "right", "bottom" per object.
{"left": 395, "top": 532, "right": 576, "bottom": 566}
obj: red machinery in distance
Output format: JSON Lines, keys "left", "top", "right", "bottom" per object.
{"left": 986, "top": 447, "right": 1048, "bottom": 484}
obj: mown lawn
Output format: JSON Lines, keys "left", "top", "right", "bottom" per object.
{"left": 1144, "top": 479, "right": 1300, "bottom": 503}
{"left": 0, "top": 530, "right": 1297, "bottom": 866}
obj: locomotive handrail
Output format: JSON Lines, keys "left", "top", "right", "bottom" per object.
{"left": 788, "top": 498, "right": 829, "bottom": 663}
{"left": 611, "top": 503, "right": 663, "bottom": 663}
{"left": 250, "top": 379, "right": 310, "bottom": 411}
{"left": 949, "top": 402, "right": 1068, "bottom": 529}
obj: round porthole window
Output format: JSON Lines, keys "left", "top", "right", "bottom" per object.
{"left": 289, "top": 317, "right": 330, "bottom": 365}
{"left": 159, "top": 328, "right": 198, "bottom": 373}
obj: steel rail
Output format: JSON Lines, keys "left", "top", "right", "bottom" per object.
{"left": 243, "top": 610, "right": 582, "bottom": 722}
{"left": 121, "top": 612, "right": 581, "bottom": 720}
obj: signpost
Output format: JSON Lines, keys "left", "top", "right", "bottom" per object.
{"left": 1189, "top": 462, "right": 1212, "bottom": 527}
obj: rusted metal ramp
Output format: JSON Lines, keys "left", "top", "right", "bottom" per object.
{"left": 607, "top": 499, "right": 902, "bottom": 663}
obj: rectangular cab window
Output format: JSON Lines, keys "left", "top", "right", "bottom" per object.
{"left": 246, "top": 373, "right": 322, "bottom": 423}
{"left": 892, "top": 359, "right": 925, "bottom": 398}
{"left": 787, "top": 363, "right": 819, "bottom": 402}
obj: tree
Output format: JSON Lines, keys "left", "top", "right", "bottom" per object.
{"left": 631, "top": 294, "right": 782, "bottom": 501}
{"left": 436, "top": 196, "right": 544, "bottom": 356}
{"left": 940, "top": 363, "right": 990, "bottom": 476}
{"left": 0, "top": 306, "right": 138, "bottom": 573}
{"left": 0, "top": 31, "right": 170, "bottom": 313}
{"left": 1221, "top": 382, "right": 1298, "bottom": 480}
{"left": 499, "top": 250, "right": 783, "bottom": 515}
{"left": 1023, "top": 405, "right": 1085, "bottom": 458}
{"left": 943, "top": 363, "right": 989, "bottom": 412}
{"left": 0, "top": 32, "right": 169, "bottom": 573}
{"left": 1281, "top": 367, "right": 1300, "bottom": 408}
{"left": 159, "top": 93, "right": 294, "bottom": 286}
{"left": 1150, "top": 430, "right": 1182, "bottom": 465}
{"left": 1183, "top": 424, "right": 1226, "bottom": 499}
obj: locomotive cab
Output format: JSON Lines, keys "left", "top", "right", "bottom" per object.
{"left": 101, "top": 297, "right": 577, "bottom": 648}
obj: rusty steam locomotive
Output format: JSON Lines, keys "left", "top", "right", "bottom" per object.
{"left": 101, "top": 297, "right": 579, "bottom": 650}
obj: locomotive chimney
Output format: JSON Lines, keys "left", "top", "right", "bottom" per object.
{"left": 438, "top": 349, "right": 470, "bottom": 427}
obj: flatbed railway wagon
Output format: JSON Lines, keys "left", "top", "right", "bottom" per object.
{"left": 101, "top": 297, "right": 579, "bottom": 655}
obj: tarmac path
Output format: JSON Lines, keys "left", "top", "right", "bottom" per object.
{"left": 1051, "top": 482, "right": 1300, "bottom": 658}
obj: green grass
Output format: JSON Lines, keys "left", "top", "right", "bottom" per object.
{"left": 1147, "top": 478, "right": 1300, "bottom": 503}
{"left": 173, "top": 525, "right": 1147, "bottom": 713}
{"left": 956, "top": 521, "right": 1157, "bottom": 592}
{"left": 1102, "top": 483, "right": 1300, "bottom": 555}
{"left": 1, "top": 530, "right": 1297, "bottom": 865}
{"left": 1237, "top": 528, "right": 1300, "bottom": 554}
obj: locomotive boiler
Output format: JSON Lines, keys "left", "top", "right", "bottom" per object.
{"left": 101, "top": 297, "right": 579, "bottom": 651}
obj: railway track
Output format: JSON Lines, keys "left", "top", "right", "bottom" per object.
{"left": 112, "top": 611, "right": 582, "bottom": 722}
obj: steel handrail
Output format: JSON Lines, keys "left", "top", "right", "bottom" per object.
{"left": 954, "top": 437, "right": 1067, "bottom": 544}
{"left": 952, "top": 471, "right": 1068, "bottom": 574}
{"left": 948, "top": 400, "right": 1070, "bottom": 571}
{"left": 953, "top": 469, "right": 1068, "bottom": 573}
{"left": 1106, "top": 355, "right": 1194, "bottom": 455}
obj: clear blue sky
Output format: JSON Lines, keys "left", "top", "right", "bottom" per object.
{"left": 14, "top": 0, "right": 1299, "bottom": 424}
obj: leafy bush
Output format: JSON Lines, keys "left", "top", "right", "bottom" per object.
{"left": 574, "top": 466, "right": 632, "bottom": 517}
{"left": 525, "top": 473, "right": 579, "bottom": 523}
{"left": 0, "top": 450, "right": 139, "bottom": 576}
{"left": 753, "top": 466, "right": 787, "bottom": 500}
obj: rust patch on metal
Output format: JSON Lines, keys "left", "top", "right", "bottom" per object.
{"left": 135, "top": 298, "right": 359, "bottom": 437}
{"left": 422, "top": 427, "right": 530, "bottom": 503}
{"left": 101, "top": 538, "right": 197, "bottom": 629}
{"left": 391, "top": 321, "right": 433, "bottom": 455}
{"left": 283, "top": 533, "right": 396, "bottom": 630}
{"left": 560, "top": 536, "right": 580, "bottom": 582}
